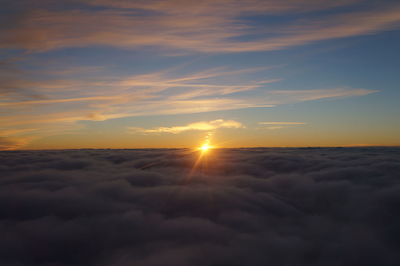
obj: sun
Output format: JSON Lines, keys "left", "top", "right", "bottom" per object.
{"left": 198, "top": 142, "right": 214, "bottom": 153}
{"left": 201, "top": 143, "right": 210, "bottom": 151}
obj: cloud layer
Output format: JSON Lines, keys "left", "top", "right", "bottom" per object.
{"left": 1, "top": 148, "right": 400, "bottom": 265}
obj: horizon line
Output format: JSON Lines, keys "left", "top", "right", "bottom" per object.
{"left": 3, "top": 145, "right": 400, "bottom": 152}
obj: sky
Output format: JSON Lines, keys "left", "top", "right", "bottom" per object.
{"left": 1, "top": 0, "right": 400, "bottom": 150}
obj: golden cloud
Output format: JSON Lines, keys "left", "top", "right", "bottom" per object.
{"left": 130, "top": 119, "right": 245, "bottom": 134}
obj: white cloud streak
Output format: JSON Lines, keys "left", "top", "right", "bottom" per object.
{"left": 130, "top": 119, "right": 245, "bottom": 134}
{"left": 258, "top": 121, "right": 307, "bottom": 130}
{"left": 258, "top": 122, "right": 306, "bottom": 125}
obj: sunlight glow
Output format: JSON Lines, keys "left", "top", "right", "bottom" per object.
{"left": 198, "top": 142, "right": 214, "bottom": 153}
{"left": 201, "top": 143, "right": 210, "bottom": 152}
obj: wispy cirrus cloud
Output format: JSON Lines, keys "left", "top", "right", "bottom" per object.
{"left": 0, "top": 137, "right": 25, "bottom": 150}
{"left": 0, "top": 66, "right": 272, "bottom": 149}
{"left": 1, "top": 0, "right": 390, "bottom": 149}
{"left": 0, "top": 65, "right": 375, "bottom": 129}
{"left": 264, "top": 88, "right": 378, "bottom": 104}
{"left": 1, "top": 0, "right": 399, "bottom": 53}
{"left": 0, "top": 66, "right": 276, "bottom": 130}
{"left": 0, "top": 62, "right": 378, "bottom": 150}
{"left": 258, "top": 121, "right": 307, "bottom": 130}
{"left": 259, "top": 122, "right": 306, "bottom": 125}
{"left": 130, "top": 119, "right": 244, "bottom": 134}
{"left": 0, "top": 135, "right": 35, "bottom": 150}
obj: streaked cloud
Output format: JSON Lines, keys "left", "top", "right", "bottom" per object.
{"left": 1, "top": 1, "right": 399, "bottom": 53}
{"left": 0, "top": 66, "right": 375, "bottom": 130}
{"left": 130, "top": 119, "right": 244, "bottom": 134}
{"left": 258, "top": 122, "right": 306, "bottom": 125}
{"left": 0, "top": 62, "right": 377, "bottom": 149}
{"left": 0, "top": 66, "right": 276, "bottom": 131}
{"left": 258, "top": 121, "right": 306, "bottom": 130}
{"left": 0, "top": 136, "right": 34, "bottom": 150}
{"left": 264, "top": 88, "right": 377, "bottom": 104}
{"left": 0, "top": 0, "right": 392, "bottom": 149}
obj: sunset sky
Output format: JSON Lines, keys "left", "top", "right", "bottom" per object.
{"left": 1, "top": 0, "right": 400, "bottom": 150}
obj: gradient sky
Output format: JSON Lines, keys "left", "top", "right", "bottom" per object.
{"left": 1, "top": 0, "right": 400, "bottom": 150}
